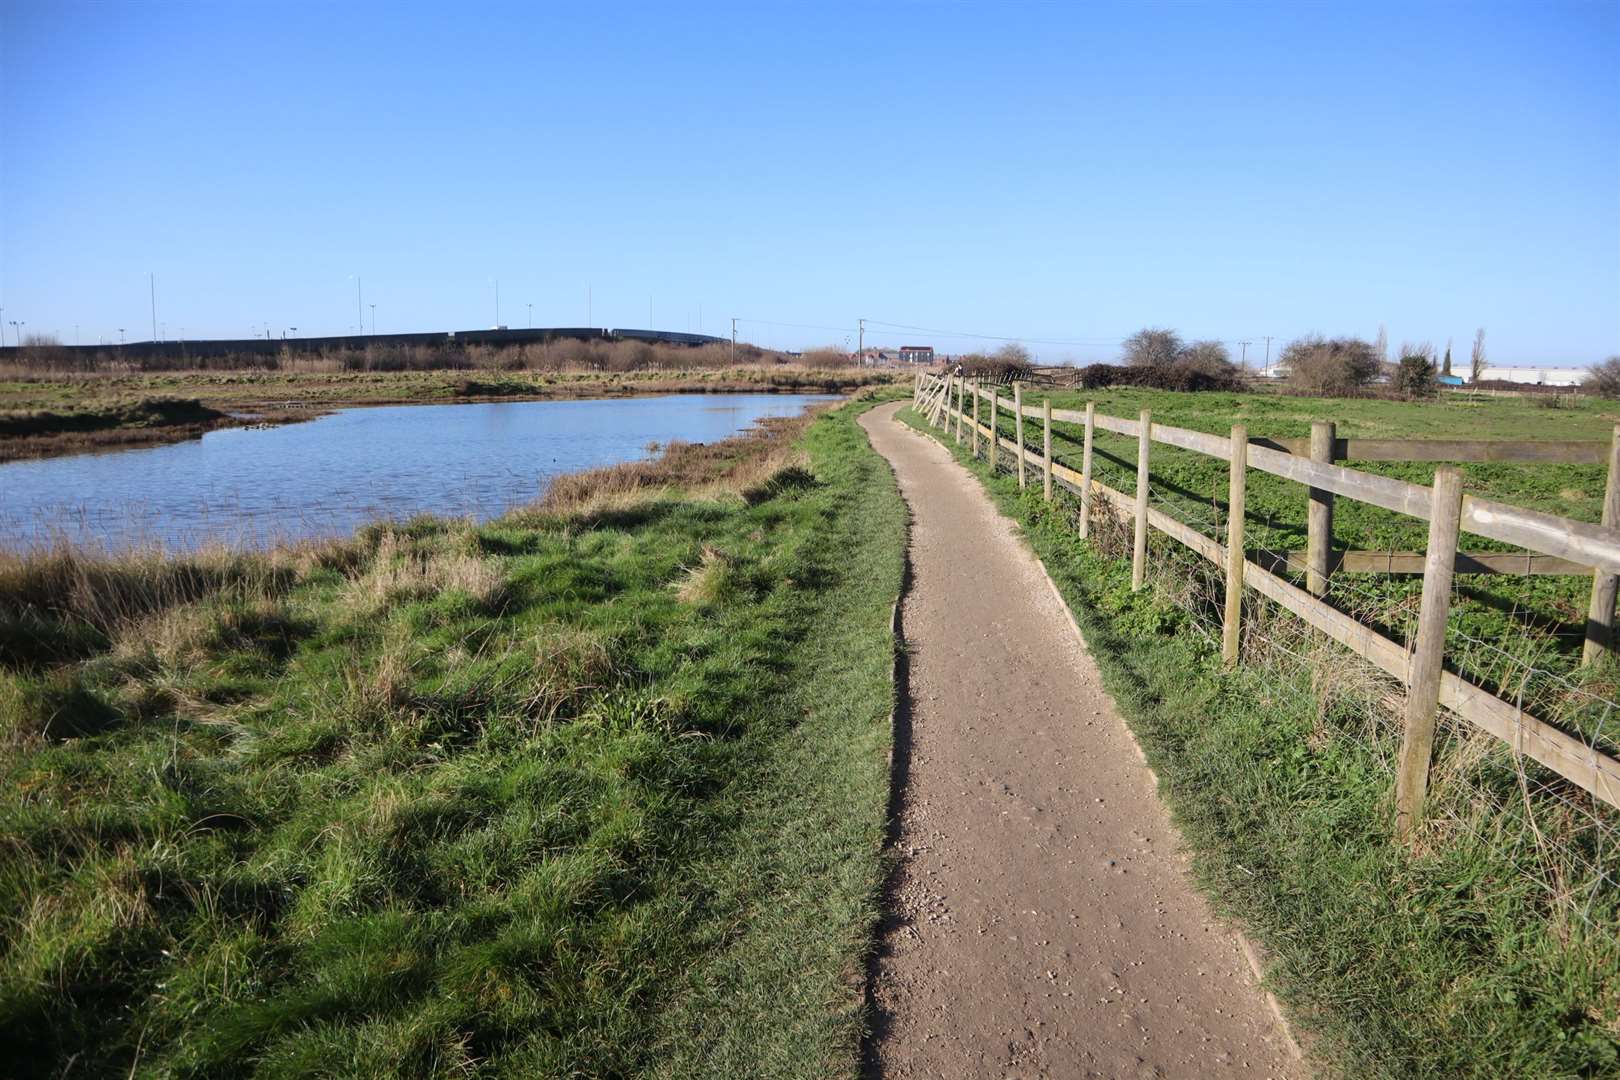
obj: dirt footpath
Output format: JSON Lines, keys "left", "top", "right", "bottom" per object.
{"left": 860, "top": 402, "right": 1300, "bottom": 1080}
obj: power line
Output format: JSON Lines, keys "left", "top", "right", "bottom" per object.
{"left": 735, "top": 317, "right": 855, "bottom": 334}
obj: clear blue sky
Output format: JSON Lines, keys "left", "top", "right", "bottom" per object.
{"left": 2, "top": 0, "right": 1616, "bottom": 365}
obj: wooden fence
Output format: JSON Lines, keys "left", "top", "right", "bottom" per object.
{"left": 912, "top": 372, "right": 1620, "bottom": 835}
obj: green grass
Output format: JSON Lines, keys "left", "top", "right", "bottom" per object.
{"left": 0, "top": 397, "right": 905, "bottom": 1078}
{"left": 903, "top": 402, "right": 1620, "bottom": 1078}
{"left": 973, "top": 386, "right": 1620, "bottom": 741}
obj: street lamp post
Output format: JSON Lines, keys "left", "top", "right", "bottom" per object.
{"left": 527, "top": 303, "right": 532, "bottom": 329}
{"left": 369, "top": 304, "right": 376, "bottom": 335}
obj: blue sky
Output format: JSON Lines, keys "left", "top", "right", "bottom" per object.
{"left": 2, "top": 0, "right": 1616, "bottom": 364}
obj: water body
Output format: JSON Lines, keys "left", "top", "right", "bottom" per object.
{"left": 0, "top": 393, "right": 839, "bottom": 552}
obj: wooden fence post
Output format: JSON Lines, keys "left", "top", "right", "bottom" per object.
{"left": 1308, "top": 420, "right": 1336, "bottom": 596}
{"left": 1079, "top": 401, "right": 1096, "bottom": 539}
{"left": 954, "top": 377, "right": 964, "bottom": 444}
{"left": 989, "top": 387, "right": 1000, "bottom": 472}
{"left": 1583, "top": 423, "right": 1620, "bottom": 665}
{"left": 1223, "top": 425, "right": 1248, "bottom": 665}
{"left": 1014, "top": 382, "right": 1027, "bottom": 489}
{"left": 1043, "top": 398, "right": 1053, "bottom": 502}
{"left": 1132, "top": 409, "right": 1151, "bottom": 591}
{"left": 1395, "top": 467, "right": 1465, "bottom": 841}
{"left": 972, "top": 382, "right": 981, "bottom": 457}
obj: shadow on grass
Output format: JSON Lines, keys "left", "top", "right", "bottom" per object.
{"left": 860, "top": 541, "right": 914, "bottom": 1080}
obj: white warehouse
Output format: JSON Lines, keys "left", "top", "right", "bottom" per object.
{"left": 1473, "top": 366, "right": 1590, "bottom": 386}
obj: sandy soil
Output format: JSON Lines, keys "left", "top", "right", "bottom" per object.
{"left": 860, "top": 401, "right": 1301, "bottom": 1079}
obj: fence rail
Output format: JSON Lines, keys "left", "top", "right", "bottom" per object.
{"left": 912, "top": 373, "right": 1620, "bottom": 829}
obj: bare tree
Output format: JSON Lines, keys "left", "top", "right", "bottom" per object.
{"left": 1121, "top": 327, "right": 1183, "bottom": 368}
{"left": 1179, "top": 339, "right": 1230, "bottom": 371}
{"left": 993, "top": 342, "right": 1033, "bottom": 367}
{"left": 1470, "top": 328, "right": 1487, "bottom": 383}
{"left": 1588, "top": 357, "right": 1620, "bottom": 398}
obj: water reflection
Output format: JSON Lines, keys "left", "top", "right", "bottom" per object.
{"left": 0, "top": 393, "right": 838, "bottom": 552}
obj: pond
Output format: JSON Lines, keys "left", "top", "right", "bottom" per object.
{"left": 0, "top": 393, "right": 840, "bottom": 552}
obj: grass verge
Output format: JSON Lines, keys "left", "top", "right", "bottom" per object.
{"left": 0, "top": 393, "right": 905, "bottom": 1077}
{"left": 900, "top": 403, "right": 1619, "bottom": 1079}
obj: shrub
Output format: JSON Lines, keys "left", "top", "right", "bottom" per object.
{"left": 1078, "top": 363, "right": 1120, "bottom": 389}
{"left": 1144, "top": 359, "right": 1243, "bottom": 392}
{"left": 960, "top": 343, "right": 1033, "bottom": 381}
{"left": 1071, "top": 360, "right": 1240, "bottom": 392}
{"left": 1122, "top": 328, "right": 1183, "bottom": 368}
{"left": 1588, "top": 357, "right": 1620, "bottom": 399}
{"left": 1280, "top": 334, "right": 1381, "bottom": 394}
{"left": 799, "top": 346, "right": 850, "bottom": 368}
{"left": 1394, "top": 354, "right": 1438, "bottom": 398}
{"left": 1179, "top": 339, "right": 1230, "bottom": 369}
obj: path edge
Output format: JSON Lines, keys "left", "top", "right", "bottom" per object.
{"left": 854, "top": 403, "right": 917, "bottom": 1078}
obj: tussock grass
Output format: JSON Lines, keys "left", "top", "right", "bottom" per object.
{"left": 0, "top": 394, "right": 906, "bottom": 1077}
{"left": 904, "top": 404, "right": 1620, "bottom": 1077}
{"left": 534, "top": 410, "right": 824, "bottom": 521}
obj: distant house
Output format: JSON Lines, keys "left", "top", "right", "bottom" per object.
{"left": 898, "top": 345, "right": 935, "bottom": 365}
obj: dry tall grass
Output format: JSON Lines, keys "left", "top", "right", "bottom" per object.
{"left": 0, "top": 338, "right": 792, "bottom": 379}
{"left": 531, "top": 409, "right": 826, "bottom": 519}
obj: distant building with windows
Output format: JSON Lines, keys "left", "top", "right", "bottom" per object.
{"left": 898, "top": 345, "right": 935, "bottom": 364}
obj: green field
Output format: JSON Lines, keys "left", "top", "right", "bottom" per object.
{"left": 0, "top": 397, "right": 906, "bottom": 1077}
{"left": 904, "top": 399, "right": 1620, "bottom": 1078}
{"left": 967, "top": 385, "right": 1620, "bottom": 738}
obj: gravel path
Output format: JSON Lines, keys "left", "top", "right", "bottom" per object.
{"left": 860, "top": 401, "right": 1301, "bottom": 1080}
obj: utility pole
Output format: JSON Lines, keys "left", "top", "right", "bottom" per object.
{"left": 1263, "top": 336, "right": 1274, "bottom": 370}
{"left": 1237, "top": 339, "right": 1252, "bottom": 370}
{"left": 150, "top": 272, "right": 158, "bottom": 342}
{"left": 730, "top": 318, "right": 737, "bottom": 365}
{"left": 858, "top": 317, "right": 865, "bottom": 364}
